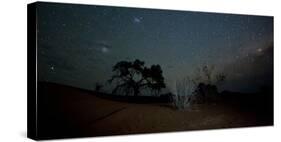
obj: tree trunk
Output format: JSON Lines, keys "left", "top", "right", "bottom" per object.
{"left": 133, "top": 87, "right": 140, "bottom": 96}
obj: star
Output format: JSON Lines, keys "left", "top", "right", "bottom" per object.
{"left": 50, "top": 65, "right": 55, "bottom": 71}
{"left": 101, "top": 47, "right": 109, "bottom": 53}
{"left": 133, "top": 17, "right": 143, "bottom": 23}
{"left": 257, "top": 48, "right": 263, "bottom": 53}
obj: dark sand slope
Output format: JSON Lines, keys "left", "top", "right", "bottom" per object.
{"left": 37, "top": 82, "right": 273, "bottom": 139}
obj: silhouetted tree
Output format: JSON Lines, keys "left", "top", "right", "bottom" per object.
{"left": 192, "top": 65, "right": 226, "bottom": 103}
{"left": 194, "top": 83, "right": 218, "bottom": 103}
{"left": 108, "top": 59, "right": 166, "bottom": 96}
{"left": 215, "top": 73, "right": 226, "bottom": 85}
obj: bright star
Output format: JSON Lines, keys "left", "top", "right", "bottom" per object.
{"left": 50, "top": 65, "right": 55, "bottom": 71}
{"left": 133, "top": 17, "right": 142, "bottom": 23}
{"left": 101, "top": 47, "right": 109, "bottom": 53}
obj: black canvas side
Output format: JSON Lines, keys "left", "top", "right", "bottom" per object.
{"left": 27, "top": 2, "right": 38, "bottom": 140}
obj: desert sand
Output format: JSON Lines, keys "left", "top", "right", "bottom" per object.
{"left": 36, "top": 82, "right": 273, "bottom": 139}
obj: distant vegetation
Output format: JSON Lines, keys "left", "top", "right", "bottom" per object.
{"left": 106, "top": 60, "right": 226, "bottom": 110}
{"left": 172, "top": 65, "right": 226, "bottom": 110}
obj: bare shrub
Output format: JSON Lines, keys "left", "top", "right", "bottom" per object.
{"left": 172, "top": 77, "right": 195, "bottom": 110}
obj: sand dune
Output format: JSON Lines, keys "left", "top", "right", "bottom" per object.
{"left": 37, "top": 82, "right": 273, "bottom": 139}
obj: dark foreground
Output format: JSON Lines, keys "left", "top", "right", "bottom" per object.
{"left": 36, "top": 82, "right": 273, "bottom": 140}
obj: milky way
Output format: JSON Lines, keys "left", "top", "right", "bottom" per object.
{"left": 37, "top": 2, "right": 273, "bottom": 93}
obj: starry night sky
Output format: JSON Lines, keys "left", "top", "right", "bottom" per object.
{"left": 37, "top": 2, "right": 273, "bottom": 93}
